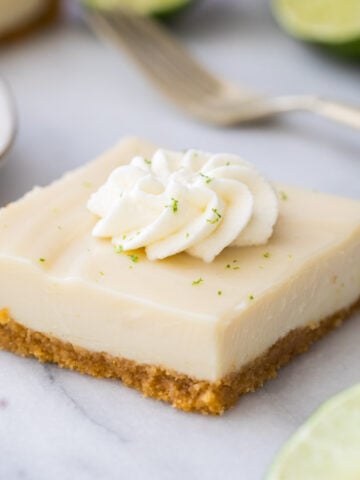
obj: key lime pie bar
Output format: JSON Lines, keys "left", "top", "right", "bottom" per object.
{"left": 0, "top": 138, "right": 359, "bottom": 414}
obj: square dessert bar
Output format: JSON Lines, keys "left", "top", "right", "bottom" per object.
{"left": 0, "top": 138, "right": 359, "bottom": 414}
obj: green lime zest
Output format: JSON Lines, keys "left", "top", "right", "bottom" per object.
{"left": 128, "top": 254, "right": 139, "bottom": 263}
{"left": 115, "top": 245, "right": 124, "bottom": 254}
{"left": 280, "top": 190, "right": 288, "bottom": 201}
{"left": 166, "top": 197, "right": 179, "bottom": 213}
{"left": 206, "top": 208, "right": 222, "bottom": 224}
{"left": 199, "top": 172, "right": 213, "bottom": 184}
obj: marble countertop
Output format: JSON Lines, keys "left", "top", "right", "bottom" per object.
{"left": 0, "top": 1, "right": 359, "bottom": 479}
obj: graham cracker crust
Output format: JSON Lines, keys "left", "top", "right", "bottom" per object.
{"left": 0, "top": 299, "right": 359, "bottom": 415}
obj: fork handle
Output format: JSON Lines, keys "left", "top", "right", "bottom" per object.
{"left": 273, "top": 95, "right": 360, "bottom": 130}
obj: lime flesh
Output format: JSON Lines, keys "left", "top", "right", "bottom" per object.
{"left": 273, "top": 0, "right": 360, "bottom": 55}
{"left": 266, "top": 384, "right": 360, "bottom": 480}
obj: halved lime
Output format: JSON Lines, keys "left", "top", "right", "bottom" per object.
{"left": 83, "top": 0, "right": 192, "bottom": 16}
{"left": 272, "top": 0, "right": 360, "bottom": 56}
{"left": 266, "top": 383, "right": 360, "bottom": 480}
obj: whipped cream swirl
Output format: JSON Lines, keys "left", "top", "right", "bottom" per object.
{"left": 87, "top": 149, "right": 279, "bottom": 262}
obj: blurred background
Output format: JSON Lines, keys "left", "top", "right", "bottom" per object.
{"left": 0, "top": 0, "right": 359, "bottom": 208}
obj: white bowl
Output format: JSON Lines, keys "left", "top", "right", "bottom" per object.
{"left": 0, "top": 78, "right": 17, "bottom": 168}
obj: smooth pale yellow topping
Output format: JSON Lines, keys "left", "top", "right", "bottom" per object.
{"left": 0, "top": 138, "right": 359, "bottom": 381}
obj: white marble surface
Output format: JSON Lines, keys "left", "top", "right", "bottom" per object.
{"left": 0, "top": 1, "right": 359, "bottom": 479}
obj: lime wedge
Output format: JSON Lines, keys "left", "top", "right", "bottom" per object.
{"left": 83, "top": 0, "right": 192, "bottom": 16}
{"left": 272, "top": 0, "right": 360, "bottom": 56}
{"left": 266, "top": 384, "right": 360, "bottom": 480}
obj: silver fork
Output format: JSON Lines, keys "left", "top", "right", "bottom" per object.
{"left": 85, "top": 8, "right": 360, "bottom": 130}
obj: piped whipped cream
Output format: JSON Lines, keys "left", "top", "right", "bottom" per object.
{"left": 87, "top": 149, "right": 279, "bottom": 262}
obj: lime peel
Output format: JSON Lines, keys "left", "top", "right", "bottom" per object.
{"left": 83, "top": 0, "right": 192, "bottom": 16}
